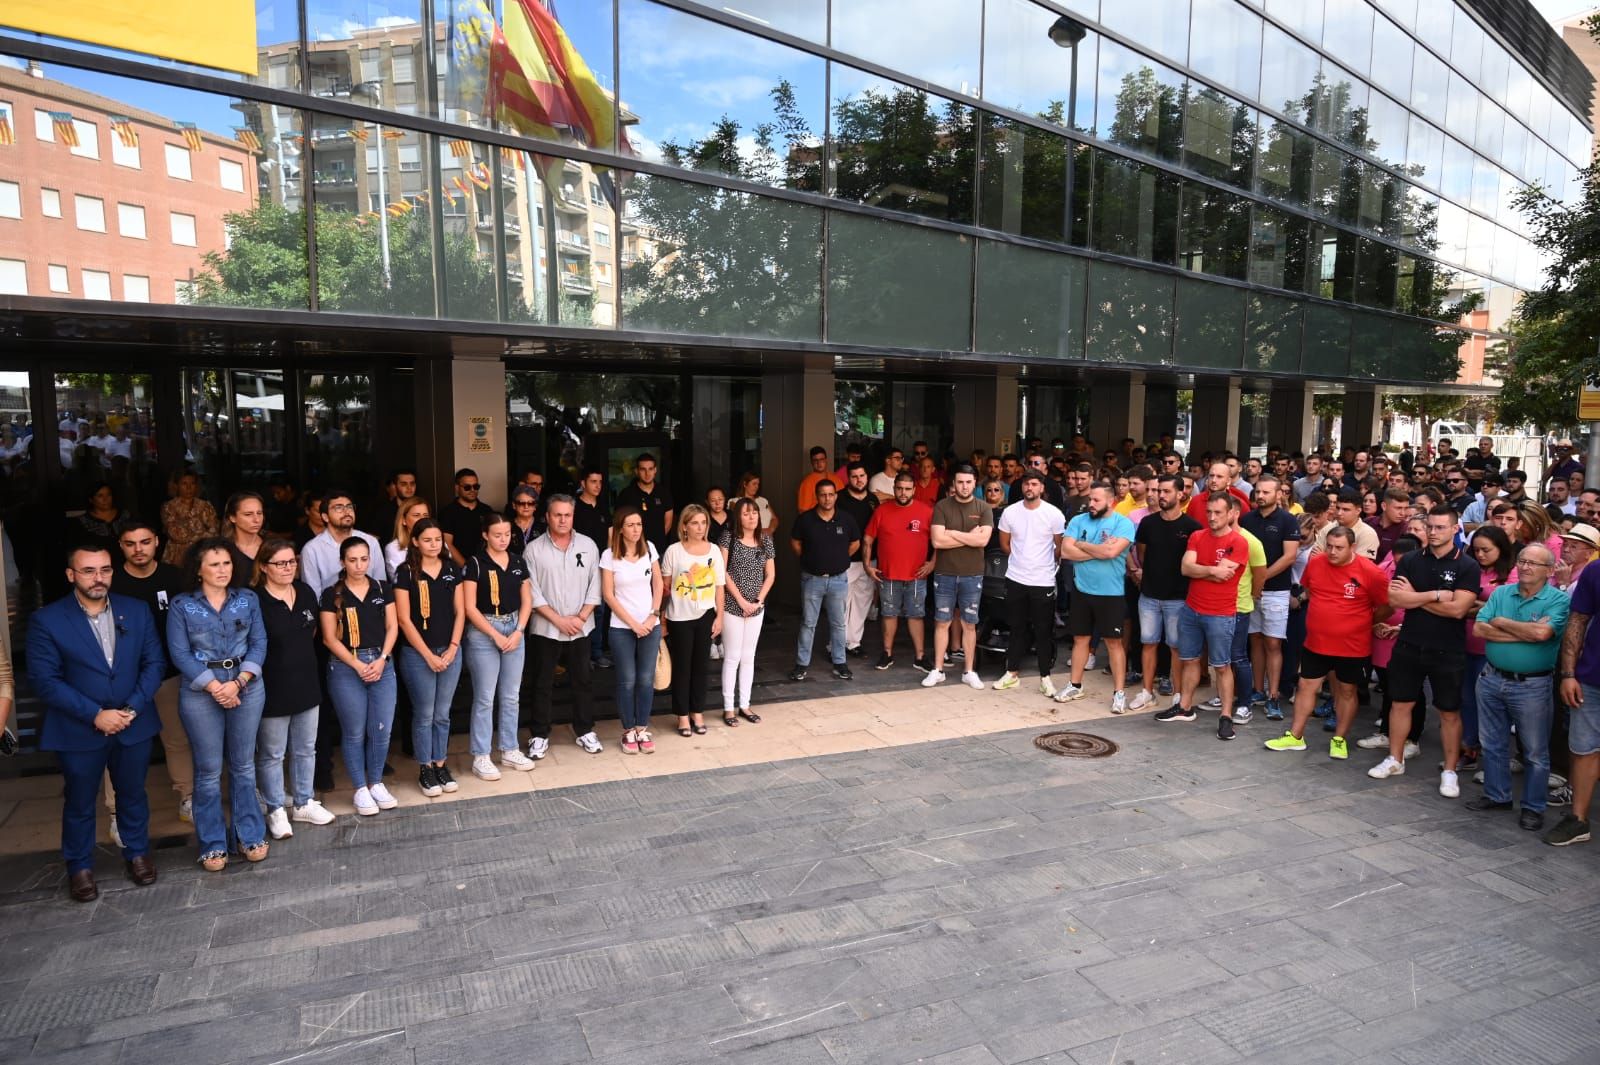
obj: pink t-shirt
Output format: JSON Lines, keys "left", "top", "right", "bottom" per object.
{"left": 1465, "top": 568, "right": 1515, "bottom": 656}
{"left": 1371, "top": 556, "right": 1403, "bottom": 668}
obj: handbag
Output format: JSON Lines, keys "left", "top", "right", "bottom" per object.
{"left": 654, "top": 634, "right": 672, "bottom": 690}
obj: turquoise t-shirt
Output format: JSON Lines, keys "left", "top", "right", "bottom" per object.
{"left": 1477, "top": 582, "right": 1569, "bottom": 674}
{"left": 1065, "top": 511, "right": 1136, "bottom": 596}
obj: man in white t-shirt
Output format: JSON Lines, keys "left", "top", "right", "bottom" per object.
{"left": 994, "top": 472, "right": 1065, "bottom": 696}
{"left": 868, "top": 447, "right": 904, "bottom": 501}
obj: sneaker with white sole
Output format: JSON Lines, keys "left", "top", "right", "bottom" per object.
{"left": 178, "top": 796, "right": 194, "bottom": 824}
{"left": 994, "top": 671, "right": 1020, "bottom": 690}
{"left": 1233, "top": 705, "right": 1253, "bottom": 724}
{"left": 108, "top": 813, "right": 123, "bottom": 849}
{"left": 266, "top": 807, "right": 293, "bottom": 840}
{"left": 369, "top": 782, "right": 399, "bottom": 810}
{"left": 291, "top": 799, "right": 336, "bottom": 825}
{"left": 1053, "top": 682, "right": 1085, "bottom": 703}
{"left": 575, "top": 731, "right": 603, "bottom": 754}
{"left": 353, "top": 787, "right": 380, "bottom": 816}
{"left": 435, "top": 764, "right": 459, "bottom": 792}
{"left": 921, "top": 669, "right": 946, "bottom": 688}
{"left": 1203, "top": 695, "right": 1222, "bottom": 710}
{"left": 621, "top": 730, "right": 640, "bottom": 755}
{"left": 471, "top": 754, "right": 502, "bottom": 781}
{"left": 501, "top": 748, "right": 536, "bottom": 772}
{"left": 1404, "top": 740, "right": 1421, "bottom": 759}
{"left": 962, "top": 671, "right": 984, "bottom": 690}
{"left": 527, "top": 737, "right": 550, "bottom": 760}
{"left": 1356, "top": 732, "right": 1390, "bottom": 749}
{"left": 1368, "top": 756, "right": 1406, "bottom": 779}
{"left": 1039, "top": 676, "right": 1057, "bottom": 698}
{"left": 1110, "top": 690, "right": 1127, "bottom": 714}
{"left": 710, "top": 643, "right": 724, "bottom": 660}
{"left": 1438, "top": 770, "right": 1460, "bottom": 799}
{"left": 1128, "top": 689, "right": 1155, "bottom": 711}
{"left": 1084, "top": 654, "right": 1097, "bottom": 671}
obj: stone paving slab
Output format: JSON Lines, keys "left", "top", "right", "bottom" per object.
{"left": 2, "top": 703, "right": 1600, "bottom": 1063}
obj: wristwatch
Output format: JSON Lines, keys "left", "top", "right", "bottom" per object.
{"left": 1559, "top": 672, "right": 1576, "bottom": 680}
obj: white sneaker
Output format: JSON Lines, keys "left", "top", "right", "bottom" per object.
{"left": 266, "top": 807, "right": 293, "bottom": 840}
{"left": 527, "top": 737, "right": 550, "bottom": 760}
{"left": 1233, "top": 705, "right": 1253, "bottom": 724}
{"left": 961, "top": 671, "right": 984, "bottom": 690}
{"left": 1084, "top": 654, "right": 1097, "bottom": 671}
{"left": 1368, "top": 756, "right": 1406, "bottom": 779}
{"left": 1110, "top": 690, "right": 1128, "bottom": 714}
{"left": 177, "top": 796, "right": 194, "bottom": 824}
{"left": 1439, "top": 770, "right": 1460, "bottom": 799}
{"left": 1128, "top": 689, "right": 1155, "bottom": 711}
{"left": 1052, "top": 682, "right": 1085, "bottom": 703}
{"left": 1356, "top": 732, "right": 1390, "bottom": 749}
{"left": 1473, "top": 769, "right": 1486, "bottom": 784}
{"left": 994, "top": 671, "right": 1020, "bottom": 690}
{"left": 921, "top": 669, "right": 946, "bottom": 688}
{"left": 576, "top": 731, "right": 603, "bottom": 754}
{"left": 369, "top": 782, "right": 398, "bottom": 810}
{"left": 1203, "top": 695, "right": 1223, "bottom": 709}
{"left": 501, "top": 748, "right": 536, "bottom": 772}
{"left": 472, "top": 754, "right": 501, "bottom": 780}
{"left": 1039, "top": 676, "right": 1057, "bottom": 698}
{"left": 353, "top": 787, "right": 380, "bottom": 816}
{"left": 710, "top": 643, "right": 724, "bottom": 660}
{"left": 1404, "top": 740, "right": 1421, "bottom": 759}
{"left": 291, "top": 799, "right": 335, "bottom": 825}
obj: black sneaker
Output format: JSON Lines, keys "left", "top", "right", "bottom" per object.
{"left": 788, "top": 664, "right": 809, "bottom": 682}
{"left": 1519, "top": 809, "right": 1545, "bottom": 832}
{"left": 832, "top": 662, "right": 853, "bottom": 680}
{"left": 1464, "top": 796, "right": 1513, "bottom": 812}
{"left": 950, "top": 648, "right": 965, "bottom": 660}
{"left": 1154, "top": 704, "right": 1195, "bottom": 723}
{"left": 875, "top": 652, "right": 894, "bottom": 671}
{"left": 1544, "top": 814, "right": 1591, "bottom": 847}
{"left": 942, "top": 655, "right": 956, "bottom": 670}
{"left": 434, "top": 763, "right": 459, "bottom": 793}
{"left": 912, "top": 655, "right": 933, "bottom": 673}
{"left": 847, "top": 645, "right": 866, "bottom": 659}
{"left": 1217, "top": 716, "right": 1235, "bottom": 741}
{"left": 419, "top": 765, "right": 443, "bottom": 798}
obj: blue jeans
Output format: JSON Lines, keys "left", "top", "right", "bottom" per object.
{"left": 465, "top": 617, "right": 524, "bottom": 755}
{"left": 1478, "top": 667, "right": 1554, "bottom": 811}
{"left": 590, "top": 604, "right": 611, "bottom": 661}
{"left": 256, "top": 707, "right": 318, "bottom": 810}
{"left": 326, "top": 650, "right": 397, "bottom": 790}
{"left": 611, "top": 624, "right": 662, "bottom": 730}
{"left": 1178, "top": 603, "right": 1234, "bottom": 667}
{"left": 179, "top": 673, "right": 266, "bottom": 854}
{"left": 397, "top": 645, "right": 462, "bottom": 764}
{"left": 797, "top": 571, "right": 848, "bottom": 667}
{"left": 1460, "top": 653, "right": 1487, "bottom": 749}
{"left": 1231, "top": 610, "right": 1254, "bottom": 710}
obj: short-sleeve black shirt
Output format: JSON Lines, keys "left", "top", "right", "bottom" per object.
{"left": 462, "top": 552, "right": 529, "bottom": 616}
{"left": 1135, "top": 512, "right": 1202, "bottom": 600}
{"left": 790, "top": 508, "right": 860, "bottom": 577}
{"left": 318, "top": 578, "right": 392, "bottom": 652}
{"left": 392, "top": 559, "right": 463, "bottom": 651}
{"left": 835, "top": 492, "right": 877, "bottom": 563}
{"left": 438, "top": 500, "right": 492, "bottom": 561}
{"left": 616, "top": 481, "right": 675, "bottom": 554}
{"left": 258, "top": 580, "right": 321, "bottom": 716}
{"left": 574, "top": 496, "right": 610, "bottom": 547}
{"left": 1395, "top": 545, "right": 1480, "bottom": 651}
{"left": 112, "top": 562, "right": 183, "bottom": 675}
{"left": 1240, "top": 508, "right": 1302, "bottom": 592}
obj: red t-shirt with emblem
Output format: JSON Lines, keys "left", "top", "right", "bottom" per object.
{"left": 865, "top": 500, "right": 934, "bottom": 581}
{"left": 1185, "top": 486, "right": 1252, "bottom": 524}
{"left": 1301, "top": 553, "right": 1390, "bottom": 658}
{"left": 1184, "top": 528, "right": 1249, "bottom": 616}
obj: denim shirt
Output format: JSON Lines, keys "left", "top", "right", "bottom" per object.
{"left": 167, "top": 587, "right": 268, "bottom": 691}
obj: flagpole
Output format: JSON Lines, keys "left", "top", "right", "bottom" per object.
{"left": 374, "top": 121, "right": 391, "bottom": 287}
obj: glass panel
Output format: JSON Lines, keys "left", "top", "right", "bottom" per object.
{"left": 982, "top": 0, "right": 1097, "bottom": 132}
{"left": 1305, "top": 141, "right": 1347, "bottom": 222}
{"left": 1258, "top": 25, "right": 1320, "bottom": 123}
{"left": 974, "top": 240, "right": 1086, "bottom": 358}
{"left": 1479, "top": 41, "right": 1510, "bottom": 107}
{"left": 622, "top": 173, "right": 822, "bottom": 341}
{"left": 1096, "top": 41, "right": 1184, "bottom": 162}
{"left": 232, "top": 369, "right": 290, "bottom": 489}
{"left": 1090, "top": 153, "right": 1179, "bottom": 265}
{"left": 1357, "top": 164, "right": 1396, "bottom": 236}
{"left": 1266, "top": 0, "right": 1322, "bottom": 43}
{"left": 182, "top": 369, "right": 229, "bottom": 506}
{"left": 1399, "top": 184, "right": 1440, "bottom": 253}
{"left": 1248, "top": 202, "right": 1312, "bottom": 292}
{"left": 255, "top": 1, "right": 304, "bottom": 90}
{"left": 1303, "top": 303, "right": 1351, "bottom": 376}
{"left": 306, "top": 1, "right": 432, "bottom": 116}
{"left": 1314, "top": 63, "right": 1367, "bottom": 146}
{"left": 1320, "top": 0, "right": 1373, "bottom": 77}
{"left": 1245, "top": 292, "right": 1303, "bottom": 371}
{"left": 978, "top": 115, "right": 1069, "bottom": 243}
{"left": 1474, "top": 98, "right": 1504, "bottom": 162}
{"left": 439, "top": 140, "right": 499, "bottom": 322}
{"left": 56, "top": 372, "right": 162, "bottom": 532}
{"left": 1310, "top": 222, "right": 1357, "bottom": 301}
{"left": 619, "top": 0, "right": 824, "bottom": 192}
{"left": 1189, "top": 0, "right": 1262, "bottom": 99}
{"left": 1409, "top": 48, "right": 1449, "bottom": 125}
{"left": 1180, "top": 88, "right": 1256, "bottom": 188}
{"left": 1502, "top": 118, "right": 1529, "bottom": 184}
{"left": 1085, "top": 260, "right": 1174, "bottom": 364}
{"left": 827, "top": 212, "right": 972, "bottom": 350}
{"left": 303, "top": 372, "right": 375, "bottom": 490}
{"left": 1255, "top": 118, "right": 1312, "bottom": 208}
{"left": 1348, "top": 313, "right": 1387, "bottom": 378}
{"left": 1469, "top": 154, "right": 1499, "bottom": 215}
{"left": 1440, "top": 136, "right": 1473, "bottom": 206}
{"left": 1406, "top": 115, "right": 1445, "bottom": 190}
{"left": 1372, "top": 0, "right": 1416, "bottom": 32}
{"left": 1362, "top": 90, "right": 1409, "bottom": 168}
{"left": 712, "top": 0, "right": 826, "bottom": 42}
{"left": 1354, "top": 237, "right": 1398, "bottom": 309}
{"left": 830, "top": 66, "right": 977, "bottom": 224}
{"left": 1436, "top": 198, "right": 1468, "bottom": 264}
{"left": 1174, "top": 278, "right": 1244, "bottom": 368}
{"left": 831, "top": 0, "right": 982, "bottom": 95}
{"left": 1176, "top": 181, "right": 1249, "bottom": 280}
{"left": 1444, "top": 73, "right": 1477, "bottom": 143}
{"left": 1369, "top": 15, "right": 1413, "bottom": 104}
{"left": 1449, "top": 6, "right": 1483, "bottom": 84}
{"left": 1100, "top": 0, "right": 1190, "bottom": 66}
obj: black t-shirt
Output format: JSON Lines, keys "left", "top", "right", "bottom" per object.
{"left": 393, "top": 559, "right": 464, "bottom": 651}
{"left": 226, "top": 541, "right": 259, "bottom": 588}
{"left": 790, "top": 508, "right": 860, "bottom": 577}
{"left": 111, "top": 562, "right": 183, "bottom": 675}
{"left": 257, "top": 580, "right": 321, "bottom": 716}
{"left": 1239, "top": 508, "right": 1301, "bottom": 592}
{"left": 318, "top": 578, "right": 392, "bottom": 652}
{"left": 835, "top": 492, "right": 878, "bottom": 563}
{"left": 438, "top": 500, "right": 493, "bottom": 561}
{"left": 616, "top": 481, "right": 675, "bottom": 554}
{"left": 574, "top": 496, "right": 610, "bottom": 547}
{"left": 1135, "top": 512, "right": 1203, "bottom": 600}
{"left": 1395, "top": 545, "right": 1480, "bottom": 651}
{"left": 462, "top": 551, "right": 529, "bottom": 617}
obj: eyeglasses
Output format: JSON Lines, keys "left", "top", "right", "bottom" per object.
{"left": 1521, "top": 559, "right": 1554, "bottom": 568}
{"left": 265, "top": 558, "right": 297, "bottom": 569}
{"left": 514, "top": 500, "right": 535, "bottom": 507}
{"left": 460, "top": 483, "right": 480, "bottom": 491}
{"left": 328, "top": 502, "right": 354, "bottom": 512}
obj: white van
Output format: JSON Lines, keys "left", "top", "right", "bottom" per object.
{"left": 1431, "top": 421, "right": 1475, "bottom": 444}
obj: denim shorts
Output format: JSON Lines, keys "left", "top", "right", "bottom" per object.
{"left": 1137, "top": 595, "right": 1184, "bottom": 647}
{"left": 1248, "top": 590, "right": 1290, "bottom": 639}
{"left": 879, "top": 578, "right": 926, "bottom": 619}
{"left": 1571, "top": 683, "right": 1600, "bottom": 755}
{"left": 932, "top": 573, "right": 981, "bottom": 624}
{"left": 1178, "top": 603, "right": 1235, "bottom": 666}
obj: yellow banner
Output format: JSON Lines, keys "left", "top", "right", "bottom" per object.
{"left": 4, "top": 1, "right": 258, "bottom": 75}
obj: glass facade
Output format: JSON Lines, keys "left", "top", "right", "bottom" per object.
{"left": 0, "top": 0, "right": 1590, "bottom": 384}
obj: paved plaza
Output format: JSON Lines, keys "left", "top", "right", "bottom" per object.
{"left": 2, "top": 700, "right": 1599, "bottom": 1064}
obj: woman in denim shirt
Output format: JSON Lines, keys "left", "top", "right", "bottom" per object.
{"left": 168, "top": 536, "right": 269, "bottom": 871}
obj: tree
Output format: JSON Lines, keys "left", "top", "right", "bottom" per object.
{"left": 1384, "top": 393, "right": 1468, "bottom": 449}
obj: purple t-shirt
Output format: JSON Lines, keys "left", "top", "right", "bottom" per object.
{"left": 1569, "top": 561, "right": 1600, "bottom": 687}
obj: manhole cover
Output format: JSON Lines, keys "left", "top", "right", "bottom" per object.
{"left": 1034, "top": 731, "right": 1118, "bottom": 758}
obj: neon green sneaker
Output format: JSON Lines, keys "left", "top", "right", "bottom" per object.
{"left": 1329, "top": 736, "right": 1349, "bottom": 760}
{"left": 993, "top": 672, "right": 1020, "bottom": 691}
{"left": 1264, "top": 732, "right": 1307, "bottom": 752}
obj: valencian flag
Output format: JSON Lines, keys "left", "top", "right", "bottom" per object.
{"left": 467, "top": 161, "right": 492, "bottom": 190}
{"left": 501, "top": 145, "right": 524, "bottom": 168}
{"left": 382, "top": 129, "right": 405, "bottom": 140}
{"left": 108, "top": 116, "right": 139, "bottom": 148}
{"left": 451, "top": 175, "right": 474, "bottom": 199}
{"left": 234, "top": 127, "right": 262, "bottom": 151}
{"left": 176, "top": 121, "right": 204, "bottom": 152}
{"left": 0, "top": 113, "right": 12, "bottom": 146}
{"left": 387, "top": 200, "right": 413, "bottom": 217}
{"left": 50, "top": 112, "right": 79, "bottom": 147}
{"left": 349, "top": 126, "right": 370, "bottom": 143}
{"left": 448, "top": 138, "right": 471, "bottom": 158}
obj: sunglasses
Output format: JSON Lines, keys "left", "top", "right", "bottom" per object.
{"left": 460, "top": 483, "right": 480, "bottom": 491}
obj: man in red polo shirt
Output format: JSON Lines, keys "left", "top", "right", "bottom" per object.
{"left": 1185, "top": 461, "right": 1252, "bottom": 524}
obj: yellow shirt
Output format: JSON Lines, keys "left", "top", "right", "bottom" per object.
{"left": 1115, "top": 494, "right": 1144, "bottom": 516}
{"left": 1236, "top": 527, "right": 1268, "bottom": 613}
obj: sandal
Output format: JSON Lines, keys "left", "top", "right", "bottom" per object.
{"left": 723, "top": 713, "right": 739, "bottom": 728}
{"left": 677, "top": 726, "right": 693, "bottom": 737}
{"left": 691, "top": 723, "right": 708, "bottom": 735}
{"left": 242, "top": 841, "right": 269, "bottom": 863}
{"left": 738, "top": 708, "right": 762, "bottom": 724}
{"left": 200, "top": 851, "right": 227, "bottom": 872}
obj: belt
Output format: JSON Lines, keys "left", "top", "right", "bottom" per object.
{"left": 485, "top": 612, "right": 517, "bottom": 621}
{"left": 1486, "top": 664, "right": 1553, "bottom": 682}
{"left": 205, "top": 658, "right": 239, "bottom": 670}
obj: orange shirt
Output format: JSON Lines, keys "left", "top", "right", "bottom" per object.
{"left": 796, "top": 471, "right": 839, "bottom": 513}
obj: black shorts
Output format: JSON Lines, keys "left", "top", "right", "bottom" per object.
{"left": 1070, "top": 592, "right": 1126, "bottom": 640}
{"left": 1385, "top": 641, "right": 1465, "bottom": 711}
{"left": 1299, "top": 646, "right": 1367, "bottom": 686}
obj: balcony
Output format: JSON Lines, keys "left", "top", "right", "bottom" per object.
{"left": 556, "top": 230, "right": 589, "bottom": 255}
{"left": 561, "top": 269, "right": 594, "bottom": 294}
{"left": 312, "top": 170, "right": 357, "bottom": 188}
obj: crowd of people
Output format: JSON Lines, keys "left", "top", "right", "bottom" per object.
{"left": 17, "top": 431, "right": 1600, "bottom": 902}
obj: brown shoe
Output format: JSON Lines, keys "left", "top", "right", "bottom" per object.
{"left": 68, "top": 869, "right": 98, "bottom": 903}
{"left": 125, "top": 855, "right": 157, "bottom": 886}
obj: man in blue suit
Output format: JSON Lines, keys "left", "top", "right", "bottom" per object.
{"left": 28, "top": 545, "right": 166, "bottom": 901}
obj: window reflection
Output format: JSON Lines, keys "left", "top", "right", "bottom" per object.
{"left": 978, "top": 115, "right": 1068, "bottom": 243}
{"left": 1180, "top": 88, "right": 1256, "bottom": 189}
{"left": 1303, "top": 304, "right": 1352, "bottom": 377}
{"left": 830, "top": 0, "right": 981, "bottom": 96}
{"left": 975, "top": 240, "right": 1085, "bottom": 359}
{"left": 303, "top": 372, "right": 374, "bottom": 491}
{"left": 1091, "top": 153, "right": 1179, "bottom": 265}
{"left": 1245, "top": 293, "right": 1303, "bottom": 372}
{"left": 1368, "top": 16, "right": 1413, "bottom": 105}
{"left": 1177, "top": 182, "right": 1249, "bottom": 280}
{"left": 1258, "top": 26, "right": 1320, "bottom": 124}
{"left": 1354, "top": 237, "right": 1398, "bottom": 309}
{"left": 1188, "top": 0, "right": 1262, "bottom": 100}
{"left": 829, "top": 67, "right": 976, "bottom": 224}
{"left": 1320, "top": 0, "right": 1372, "bottom": 78}
{"left": 982, "top": 0, "right": 1096, "bottom": 133}
{"left": 827, "top": 212, "right": 972, "bottom": 351}
{"left": 56, "top": 373, "right": 161, "bottom": 532}
{"left": 1100, "top": 0, "right": 1190, "bottom": 68}
{"left": 305, "top": 1, "right": 431, "bottom": 116}
{"left": 708, "top": 0, "right": 826, "bottom": 42}
{"left": 1248, "top": 203, "right": 1312, "bottom": 292}
{"left": 1096, "top": 42, "right": 1183, "bottom": 163}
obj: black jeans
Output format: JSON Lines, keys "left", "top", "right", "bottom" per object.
{"left": 1004, "top": 579, "right": 1057, "bottom": 677}
{"left": 529, "top": 635, "right": 595, "bottom": 739}
{"left": 667, "top": 612, "right": 715, "bottom": 717}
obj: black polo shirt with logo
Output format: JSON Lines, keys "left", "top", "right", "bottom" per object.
{"left": 791, "top": 508, "right": 861, "bottom": 577}
{"left": 1394, "top": 545, "right": 1480, "bottom": 651}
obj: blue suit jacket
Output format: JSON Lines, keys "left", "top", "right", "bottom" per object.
{"left": 27, "top": 593, "right": 166, "bottom": 752}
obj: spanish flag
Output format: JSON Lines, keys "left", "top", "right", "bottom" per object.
{"left": 490, "top": 0, "right": 618, "bottom": 153}
{"left": 109, "top": 116, "right": 139, "bottom": 148}
{"left": 0, "top": 115, "right": 12, "bottom": 146}
{"left": 176, "top": 121, "right": 204, "bottom": 152}
{"left": 234, "top": 127, "right": 262, "bottom": 152}
{"left": 50, "top": 112, "right": 79, "bottom": 148}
